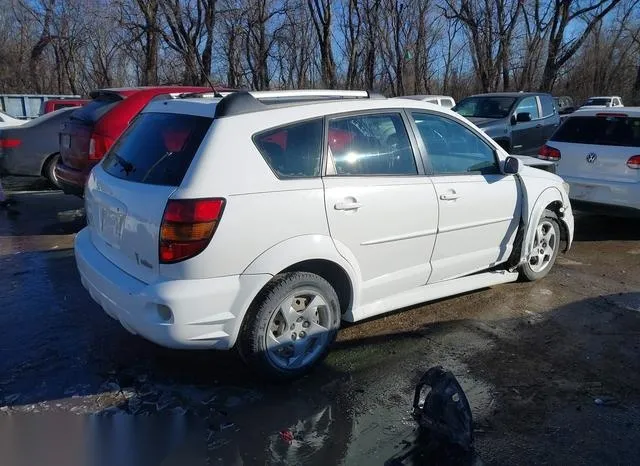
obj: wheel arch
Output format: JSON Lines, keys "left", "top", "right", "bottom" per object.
{"left": 519, "top": 186, "right": 571, "bottom": 264}
{"left": 242, "top": 235, "right": 361, "bottom": 315}
{"left": 41, "top": 152, "right": 60, "bottom": 177}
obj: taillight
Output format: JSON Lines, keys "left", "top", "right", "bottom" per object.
{"left": 627, "top": 155, "right": 640, "bottom": 169}
{"left": 539, "top": 144, "right": 561, "bottom": 161}
{"left": 88, "top": 133, "right": 112, "bottom": 161}
{"left": 159, "top": 198, "right": 225, "bottom": 264}
{"left": 0, "top": 138, "right": 21, "bottom": 149}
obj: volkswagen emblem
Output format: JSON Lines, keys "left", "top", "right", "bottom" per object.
{"left": 586, "top": 152, "right": 597, "bottom": 163}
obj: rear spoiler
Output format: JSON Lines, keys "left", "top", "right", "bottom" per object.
{"left": 514, "top": 155, "right": 557, "bottom": 174}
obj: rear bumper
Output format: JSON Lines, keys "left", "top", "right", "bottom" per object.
{"left": 74, "top": 228, "right": 271, "bottom": 350}
{"left": 54, "top": 160, "right": 88, "bottom": 196}
{"left": 564, "top": 176, "right": 640, "bottom": 212}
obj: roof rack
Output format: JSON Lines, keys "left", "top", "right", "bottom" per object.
{"left": 212, "top": 90, "right": 384, "bottom": 118}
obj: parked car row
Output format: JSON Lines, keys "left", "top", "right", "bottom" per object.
{"left": 3, "top": 83, "right": 637, "bottom": 378}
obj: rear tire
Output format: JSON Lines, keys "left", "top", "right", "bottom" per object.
{"left": 238, "top": 272, "right": 341, "bottom": 380}
{"left": 519, "top": 210, "right": 561, "bottom": 282}
{"left": 44, "top": 154, "right": 62, "bottom": 189}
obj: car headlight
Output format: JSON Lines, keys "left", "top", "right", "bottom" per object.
{"left": 562, "top": 181, "right": 570, "bottom": 195}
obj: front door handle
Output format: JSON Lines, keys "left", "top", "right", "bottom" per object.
{"left": 334, "top": 200, "right": 362, "bottom": 211}
{"left": 439, "top": 192, "right": 460, "bottom": 201}
{"left": 535, "top": 124, "right": 542, "bottom": 128}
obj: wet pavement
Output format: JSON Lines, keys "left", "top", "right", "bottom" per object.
{"left": 1, "top": 178, "right": 640, "bottom": 465}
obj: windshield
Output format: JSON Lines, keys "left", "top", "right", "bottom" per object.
{"left": 453, "top": 97, "right": 516, "bottom": 119}
{"left": 583, "top": 98, "right": 610, "bottom": 106}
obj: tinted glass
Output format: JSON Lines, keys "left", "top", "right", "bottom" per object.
{"left": 551, "top": 116, "right": 640, "bottom": 147}
{"left": 253, "top": 119, "right": 323, "bottom": 178}
{"left": 584, "top": 98, "right": 610, "bottom": 106}
{"left": 72, "top": 95, "right": 121, "bottom": 122}
{"left": 102, "top": 112, "right": 213, "bottom": 186}
{"left": 328, "top": 113, "right": 417, "bottom": 176}
{"left": 515, "top": 97, "right": 540, "bottom": 119}
{"left": 441, "top": 99, "right": 454, "bottom": 108}
{"left": 412, "top": 113, "right": 499, "bottom": 175}
{"left": 541, "top": 95, "right": 556, "bottom": 117}
{"left": 453, "top": 97, "right": 516, "bottom": 118}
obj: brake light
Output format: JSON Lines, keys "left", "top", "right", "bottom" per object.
{"left": 159, "top": 198, "right": 225, "bottom": 263}
{"left": 627, "top": 155, "right": 640, "bottom": 169}
{"left": 0, "top": 138, "right": 21, "bottom": 149}
{"left": 538, "top": 144, "right": 561, "bottom": 161}
{"left": 88, "top": 133, "right": 112, "bottom": 161}
{"left": 596, "top": 113, "right": 627, "bottom": 118}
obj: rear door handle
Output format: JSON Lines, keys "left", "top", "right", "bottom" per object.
{"left": 439, "top": 193, "right": 460, "bottom": 201}
{"left": 334, "top": 201, "right": 362, "bottom": 211}
{"left": 535, "top": 124, "right": 543, "bottom": 128}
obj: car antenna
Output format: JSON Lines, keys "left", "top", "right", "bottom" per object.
{"left": 195, "top": 53, "right": 222, "bottom": 98}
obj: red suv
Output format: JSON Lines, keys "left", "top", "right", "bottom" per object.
{"left": 55, "top": 86, "right": 213, "bottom": 196}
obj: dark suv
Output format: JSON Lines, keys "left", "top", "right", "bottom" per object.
{"left": 453, "top": 92, "right": 560, "bottom": 155}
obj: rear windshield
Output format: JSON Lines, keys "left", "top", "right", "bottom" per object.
{"left": 551, "top": 115, "right": 640, "bottom": 147}
{"left": 583, "top": 98, "right": 610, "bottom": 106}
{"left": 71, "top": 94, "right": 121, "bottom": 122}
{"left": 102, "top": 112, "right": 213, "bottom": 186}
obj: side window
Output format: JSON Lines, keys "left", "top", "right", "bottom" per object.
{"left": 327, "top": 113, "right": 417, "bottom": 176}
{"left": 425, "top": 98, "right": 438, "bottom": 104}
{"left": 254, "top": 119, "right": 323, "bottom": 178}
{"left": 412, "top": 113, "right": 499, "bottom": 175}
{"left": 515, "top": 97, "right": 540, "bottom": 120}
{"left": 441, "top": 99, "right": 454, "bottom": 108}
{"left": 541, "top": 95, "right": 556, "bottom": 118}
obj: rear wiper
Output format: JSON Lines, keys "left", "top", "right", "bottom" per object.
{"left": 114, "top": 154, "right": 135, "bottom": 175}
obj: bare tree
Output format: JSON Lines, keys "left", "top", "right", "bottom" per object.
{"left": 307, "top": 0, "right": 336, "bottom": 87}
{"left": 159, "top": 0, "right": 217, "bottom": 85}
{"left": 444, "top": 0, "right": 522, "bottom": 92}
{"left": 538, "top": 0, "right": 622, "bottom": 91}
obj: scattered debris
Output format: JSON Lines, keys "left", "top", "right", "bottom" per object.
{"left": 413, "top": 366, "right": 474, "bottom": 451}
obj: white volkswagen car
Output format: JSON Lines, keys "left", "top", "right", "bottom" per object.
{"left": 539, "top": 108, "right": 639, "bottom": 214}
{"left": 74, "top": 90, "right": 574, "bottom": 378}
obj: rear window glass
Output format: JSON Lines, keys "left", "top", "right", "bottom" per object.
{"left": 551, "top": 116, "right": 640, "bottom": 147}
{"left": 102, "top": 112, "right": 213, "bottom": 186}
{"left": 253, "top": 119, "right": 323, "bottom": 178}
{"left": 72, "top": 95, "right": 121, "bottom": 122}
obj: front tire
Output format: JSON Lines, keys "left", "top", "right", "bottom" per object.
{"left": 519, "top": 211, "right": 561, "bottom": 281}
{"left": 238, "top": 272, "right": 341, "bottom": 379}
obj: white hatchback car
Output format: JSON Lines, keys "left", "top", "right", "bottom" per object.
{"left": 75, "top": 90, "right": 574, "bottom": 378}
{"left": 540, "top": 108, "right": 640, "bottom": 214}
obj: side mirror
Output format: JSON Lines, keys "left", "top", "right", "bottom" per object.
{"left": 503, "top": 156, "right": 521, "bottom": 175}
{"left": 510, "top": 114, "right": 517, "bottom": 125}
{"left": 516, "top": 112, "right": 532, "bottom": 123}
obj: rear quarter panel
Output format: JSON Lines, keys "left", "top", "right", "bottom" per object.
{"left": 159, "top": 116, "right": 333, "bottom": 281}
{"left": 1, "top": 111, "right": 71, "bottom": 176}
